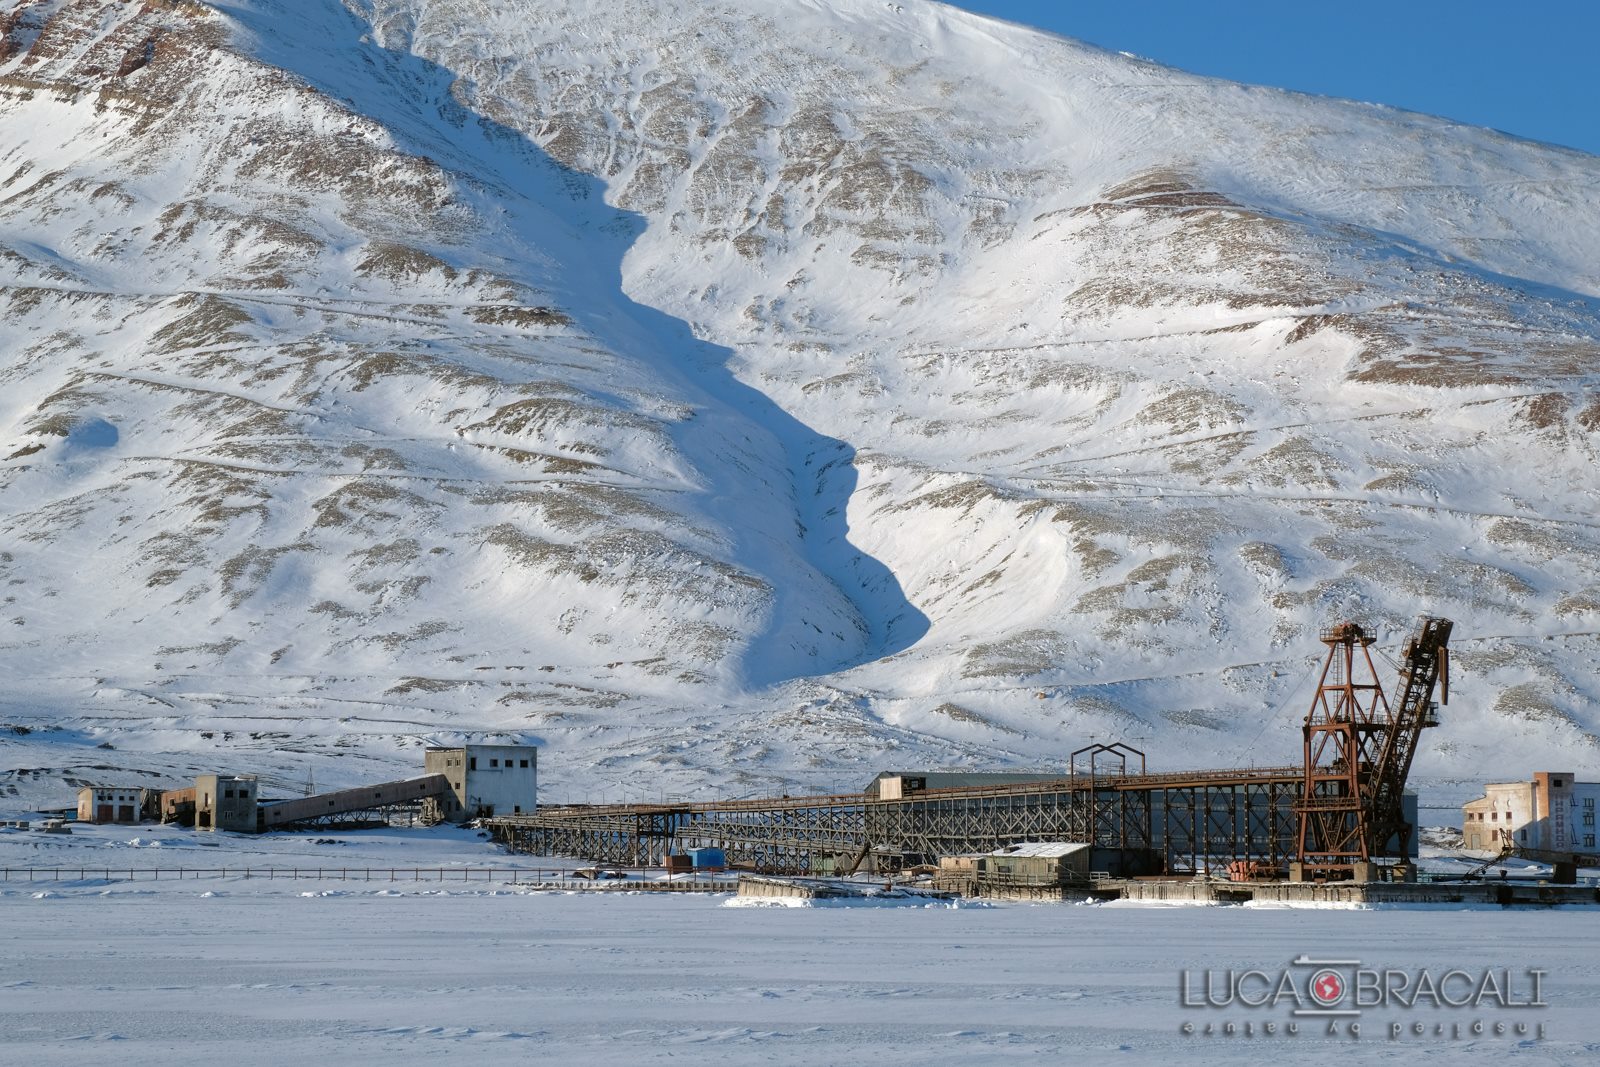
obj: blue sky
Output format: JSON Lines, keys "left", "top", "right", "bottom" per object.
{"left": 947, "top": 1, "right": 1600, "bottom": 157}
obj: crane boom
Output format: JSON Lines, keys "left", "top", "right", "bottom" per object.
{"left": 1368, "top": 616, "right": 1452, "bottom": 861}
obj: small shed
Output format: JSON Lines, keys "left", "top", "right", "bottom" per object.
{"left": 687, "top": 847, "right": 726, "bottom": 871}
{"left": 932, "top": 853, "right": 985, "bottom": 893}
{"left": 938, "top": 854, "right": 982, "bottom": 875}
{"left": 977, "top": 842, "right": 1093, "bottom": 887}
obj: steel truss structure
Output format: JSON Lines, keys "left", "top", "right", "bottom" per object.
{"left": 489, "top": 766, "right": 1302, "bottom": 876}
{"left": 272, "top": 803, "right": 422, "bottom": 831}
{"left": 489, "top": 618, "right": 1449, "bottom": 880}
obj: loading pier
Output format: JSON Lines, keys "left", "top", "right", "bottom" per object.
{"left": 490, "top": 617, "right": 1453, "bottom": 885}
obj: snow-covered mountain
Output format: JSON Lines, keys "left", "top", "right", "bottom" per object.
{"left": 3, "top": 0, "right": 1599, "bottom": 806}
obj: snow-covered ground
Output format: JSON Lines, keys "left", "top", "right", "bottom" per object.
{"left": 2, "top": 823, "right": 1597, "bottom": 1064}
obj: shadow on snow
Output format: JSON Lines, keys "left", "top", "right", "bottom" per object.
{"left": 217, "top": 0, "right": 930, "bottom": 686}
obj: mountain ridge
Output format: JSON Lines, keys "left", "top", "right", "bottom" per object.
{"left": 2, "top": 0, "right": 1598, "bottom": 807}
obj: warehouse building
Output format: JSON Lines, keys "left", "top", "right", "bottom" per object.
{"left": 1462, "top": 772, "right": 1600, "bottom": 854}
{"left": 76, "top": 786, "right": 149, "bottom": 824}
{"left": 423, "top": 743, "right": 537, "bottom": 821}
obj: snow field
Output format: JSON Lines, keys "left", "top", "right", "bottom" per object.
{"left": 4, "top": 884, "right": 1598, "bottom": 1065}
{"left": 1, "top": 824, "right": 1597, "bottom": 1064}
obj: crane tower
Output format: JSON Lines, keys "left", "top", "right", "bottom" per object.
{"left": 1293, "top": 616, "right": 1452, "bottom": 881}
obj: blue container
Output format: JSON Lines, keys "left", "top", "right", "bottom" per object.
{"left": 687, "top": 847, "right": 726, "bottom": 869}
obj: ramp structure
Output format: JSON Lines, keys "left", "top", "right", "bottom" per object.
{"left": 259, "top": 774, "right": 452, "bottom": 830}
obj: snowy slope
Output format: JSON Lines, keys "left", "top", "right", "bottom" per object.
{"left": 3, "top": 0, "right": 1600, "bottom": 807}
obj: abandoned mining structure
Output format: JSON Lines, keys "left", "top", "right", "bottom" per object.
{"left": 489, "top": 617, "right": 1453, "bottom": 883}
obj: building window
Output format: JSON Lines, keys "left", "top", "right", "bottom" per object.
{"left": 224, "top": 789, "right": 235, "bottom": 799}
{"left": 520, "top": 759, "right": 529, "bottom": 768}
{"left": 1554, "top": 778, "right": 1564, "bottom": 787}
{"left": 469, "top": 758, "right": 477, "bottom": 771}
{"left": 1586, "top": 798, "right": 1595, "bottom": 810}
{"left": 490, "top": 759, "right": 499, "bottom": 768}
{"left": 1587, "top": 835, "right": 1596, "bottom": 849}
{"left": 1585, "top": 813, "right": 1595, "bottom": 827}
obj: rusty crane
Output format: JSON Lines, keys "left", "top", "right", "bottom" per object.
{"left": 1294, "top": 616, "right": 1452, "bottom": 880}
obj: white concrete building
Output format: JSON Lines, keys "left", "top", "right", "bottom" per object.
{"left": 423, "top": 744, "right": 537, "bottom": 821}
{"left": 1462, "top": 772, "right": 1600, "bottom": 854}
{"left": 76, "top": 786, "right": 146, "bottom": 824}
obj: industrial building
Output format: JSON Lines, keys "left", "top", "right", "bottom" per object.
{"left": 195, "top": 774, "right": 259, "bottom": 833}
{"left": 866, "top": 771, "right": 1077, "bottom": 800}
{"left": 71, "top": 743, "right": 537, "bottom": 834}
{"left": 160, "top": 787, "right": 196, "bottom": 825}
{"left": 76, "top": 786, "right": 150, "bottom": 824}
{"left": 935, "top": 841, "right": 1154, "bottom": 896}
{"left": 979, "top": 841, "right": 1093, "bottom": 885}
{"left": 423, "top": 744, "right": 537, "bottom": 821}
{"left": 1462, "top": 772, "right": 1600, "bottom": 854}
